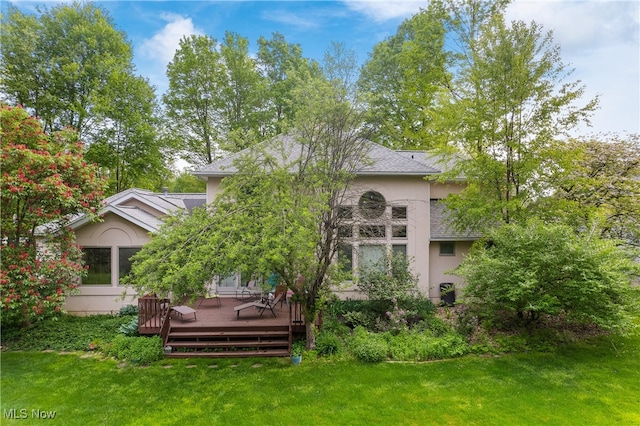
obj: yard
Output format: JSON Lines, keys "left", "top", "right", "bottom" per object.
{"left": 2, "top": 331, "right": 639, "bottom": 425}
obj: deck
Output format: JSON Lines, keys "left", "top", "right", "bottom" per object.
{"left": 139, "top": 295, "right": 307, "bottom": 358}
{"left": 168, "top": 296, "right": 294, "bottom": 328}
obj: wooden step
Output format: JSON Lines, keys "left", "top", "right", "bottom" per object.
{"left": 168, "top": 330, "right": 288, "bottom": 339}
{"left": 168, "top": 340, "right": 288, "bottom": 349}
{"left": 166, "top": 349, "right": 290, "bottom": 358}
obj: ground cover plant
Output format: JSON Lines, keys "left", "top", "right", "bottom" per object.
{"left": 1, "top": 330, "right": 638, "bottom": 425}
{"left": 1, "top": 307, "right": 138, "bottom": 352}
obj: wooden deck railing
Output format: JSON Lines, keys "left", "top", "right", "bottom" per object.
{"left": 138, "top": 295, "right": 170, "bottom": 335}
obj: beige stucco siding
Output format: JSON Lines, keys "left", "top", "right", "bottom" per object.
{"left": 430, "top": 182, "right": 465, "bottom": 199}
{"left": 428, "top": 240, "right": 473, "bottom": 302}
{"left": 64, "top": 213, "right": 150, "bottom": 315}
{"left": 343, "top": 175, "right": 432, "bottom": 296}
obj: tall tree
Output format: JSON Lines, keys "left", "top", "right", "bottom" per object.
{"left": 163, "top": 33, "right": 267, "bottom": 166}
{"left": 163, "top": 35, "right": 225, "bottom": 166}
{"left": 440, "top": 13, "right": 598, "bottom": 232}
{"left": 219, "top": 32, "right": 268, "bottom": 152}
{"left": 1, "top": 2, "right": 166, "bottom": 195}
{"left": 1, "top": 106, "right": 106, "bottom": 328}
{"left": 257, "top": 32, "right": 321, "bottom": 135}
{"left": 358, "top": 5, "right": 450, "bottom": 149}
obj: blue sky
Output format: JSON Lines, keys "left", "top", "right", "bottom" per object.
{"left": 7, "top": 0, "right": 640, "bottom": 136}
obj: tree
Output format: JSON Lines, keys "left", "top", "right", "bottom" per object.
{"left": 1, "top": 2, "right": 166, "bottom": 195}
{"left": 437, "top": 11, "right": 598, "bottom": 233}
{"left": 129, "top": 75, "right": 370, "bottom": 348}
{"left": 455, "top": 220, "right": 639, "bottom": 330}
{"left": 358, "top": 5, "right": 450, "bottom": 149}
{"left": 0, "top": 106, "right": 106, "bottom": 328}
{"left": 540, "top": 135, "right": 640, "bottom": 246}
{"left": 86, "top": 72, "right": 166, "bottom": 194}
{"left": 257, "top": 32, "right": 321, "bottom": 135}
{"left": 163, "top": 35, "right": 225, "bottom": 166}
{"left": 219, "top": 32, "right": 268, "bottom": 152}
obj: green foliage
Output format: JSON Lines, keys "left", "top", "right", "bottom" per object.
{"left": 118, "top": 304, "right": 138, "bottom": 316}
{"left": 315, "top": 331, "right": 343, "bottom": 356}
{"left": 105, "top": 335, "right": 163, "bottom": 364}
{"left": 0, "top": 314, "right": 133, "bottom": 351}
{"left": 166, "top": 171, "right": 206, "bottom": 193}
{"left": 356, "top": 252, "right": 419, "bottom": 301}
{"left": 118, "top": 316, "right": 139, "bottom": 336}
{"left": 1, "top": 3, "right": 166, "bottom": 195}
{"left": 385, "top": 330, "right": 469, "bottom": 361}
{"left": 290, "top": 340, "right": 305, "bottom": 356}
{"left": 350, "top": 327, "right": 388, "bottom": 362}
{"left": 540, "top": 135, "right": 640, "bottom": 246}
{"left": 342, "top": 310, "right": 375, "bottom": 329}
{"left": 456, "top": 220, "right": 640, "bottom": 330}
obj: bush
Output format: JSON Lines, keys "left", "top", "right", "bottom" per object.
{"left": 456, "top": 220, "right": 640, "bottom": 330}
{"left": 350, "top": 327, "right": 388, "bottom": 362}
{"left": 118, "top": 316, "right": 139, "bottom": 336}
{"left": 385, "top": 330, "right": 469, "bottom": 361}
{"left": 105, "top": 335, "right": 163, "bottom": 364}
{"left": 315, "top": 331, "right": 342, "bottom": 356}
{"left": 118, "top": 304, "right": 138, "bottom": 316}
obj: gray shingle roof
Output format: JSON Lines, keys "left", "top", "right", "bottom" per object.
{"left": 430, "top": 200, "right": 482, "bottom": 241}
{"left": 193, "top": 134, "right": 441, "bottom": 177}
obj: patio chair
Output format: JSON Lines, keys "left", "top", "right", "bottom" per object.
{"left": 235, "top": 280, "right": 262, "bottom": 300}
{"left": 234, "top": 293, "right": 283, "bottom": 319}
{"left": 197, "top": 290, "right": 221, "bottom": 308}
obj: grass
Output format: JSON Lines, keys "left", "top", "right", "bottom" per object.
{"left": 2, "top": 332, "right": 639, "bottom": 425}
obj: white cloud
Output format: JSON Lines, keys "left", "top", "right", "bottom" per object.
{"left": 506, "top": 0, "right": 640, "bottom": 135}
{"left": 139, "top": 13, "right": 204, "bottom": 65}
{"left": 261, "top": 10, "right": 322, "bottom": 30}
{"left": 341, "top": 0, "right": 426, "bottom": 22}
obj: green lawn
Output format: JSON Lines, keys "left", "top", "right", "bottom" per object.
{"left": 2, "top": 332, "right": 639, "bottom": 425}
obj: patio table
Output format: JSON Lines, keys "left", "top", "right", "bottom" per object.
{"left": 171, "top": 305, "right": 197, "bottom": 322}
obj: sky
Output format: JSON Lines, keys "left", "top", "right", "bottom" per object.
{"left": 7, "top": 0, "right": 640, "bottom": 137}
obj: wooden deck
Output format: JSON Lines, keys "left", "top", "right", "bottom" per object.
{"left": 139, "top": 295, "right": 306, "bottom": 358}
{"left": 168, "top": 296, "right": 293, "bottom": 328}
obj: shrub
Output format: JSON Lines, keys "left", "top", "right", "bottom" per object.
{"left": 343, "top": 311, "right": 374, "bottom": 329}
{"left": 350, "top": 327, "right": 388, "bottom": 362}
{"left": 315, "top": 331, "right": 342, "bottom": 356}
{"left": 118, "top": 316, "right": 139, "bottom": 336}
{"left": 357, "top": 252, "right": 419, "bottom": 301}
{"left": 118, "top": 304, "right": 138, "bottom": 316}
{"left": 105, "top": 335, "right": 163, "bottom": 364}
{"left": 456, "top": 220, "right": 640, "bottom": 330}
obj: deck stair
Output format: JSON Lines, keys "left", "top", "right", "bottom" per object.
{"left": 164, "top": 324, "right": 291, "bottom": 358}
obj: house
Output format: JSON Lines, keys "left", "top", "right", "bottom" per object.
{"left": 193, "top": 134, "right": 479, "bottom": 302}
{"left": 64, "top": 135, "right": 478, "bottom": 314}
{"left": 63, "top": 188, "right": 206, "bottom": 314}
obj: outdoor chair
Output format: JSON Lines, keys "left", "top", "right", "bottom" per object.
{"left": 235, "top": 281, "right": 262, "bottom": 300}
{"left": 234, "top": 293, "right": 283, "bottom": 319}
{"left": 197, "top": 290, "right": 221, "bottom": 308}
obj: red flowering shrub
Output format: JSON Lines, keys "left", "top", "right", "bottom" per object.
{"left": 1, "top": 105, "right": 106, "bottom": 328}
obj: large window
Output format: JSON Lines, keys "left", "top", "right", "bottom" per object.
{"left": 358, "top": 245, "right": 386, "bottom": 271}
{"left": 83, "top": 248, "right": 111, "bottom": 285}
{"left": 118, "top": 247, "right": 141, "bottom": 282}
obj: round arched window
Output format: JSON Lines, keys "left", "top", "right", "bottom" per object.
{"left": 358, "top": 191, "right": 386, "bottom": 219}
